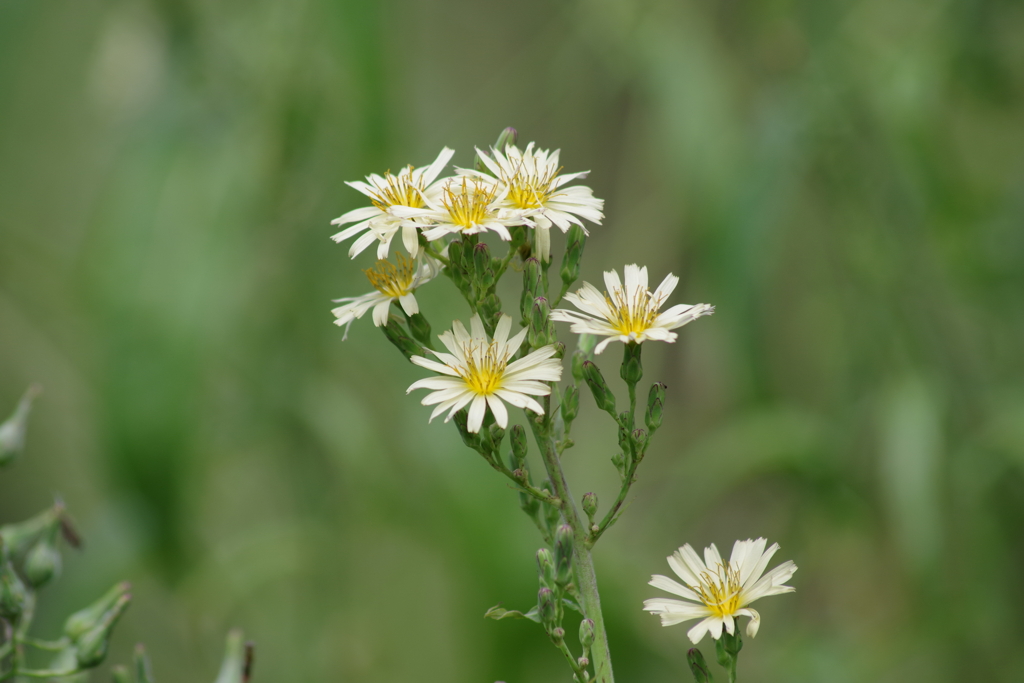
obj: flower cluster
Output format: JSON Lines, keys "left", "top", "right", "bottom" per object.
{"left": 331, "top": 143, "right": 604, "bottom": 263}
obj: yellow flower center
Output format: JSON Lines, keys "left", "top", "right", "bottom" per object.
{"left": 458, "top": 342, "right": 508, "bottom": 395}
{"left": 501, "top": 160, "right": 561, "bottom": 209}
{"left": 368, "top": 168, "right": 426, "bottom": 212}
{"left": 442, "top": 179, "right": 498, "bottom": 229}
{"left": 363, "top": 253, "right": 416, "bottom": 298}
{"left": 695, "top": 562, "right": 743, "bottom": 618}
{"left": 606, "top": 289, "right": 660, "bottom": 337}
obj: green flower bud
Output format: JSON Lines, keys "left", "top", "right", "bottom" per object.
{"left": 406, "top": 313, "right": 433, "bottom": 348}
{"left": 560, "top": 385, "right": 579, "bottom": 425}
{"left": 112, "top": 665, "right": 132, "bottom": 683}
{"left": 64, "top": 581, "right": 132, "bottom": 640}
{"left": 510, "top": 424, "right": 528, "bottom": 469}
{"left": 620, "top": 341, "right": 643, "bottom": 385}
{"left": 631, "top": 428, "right": 648, "bottom": 458}
{"left": 453, "top": 410, "right": 480, "bottom": 450}
{"left": 687, "top": 648, "right": 715, "bottom": 683}
{"left": 24, "top": 529, "right": 61, "bottom": 588}
{"left": 582, "top": 361, "right": 616, "bottom": 415}
{"left": 135, "top": 644, "right": 156, "bottom": 683}
{"left": 74, "top": 593, "right": 131, "bottom": 668}
{"left": 577, "top": 656, "right": 590, "bottom": 670}
{"left": 581, "top": 492, "right": 598, "bottom": 524}
{"left": 536, "top": 547, "right": 555, "bottom": 587}
{"left": 214, "top": 630, "right": 254, "bottom": 683}
{"left": 529, "top": 297, "right": 552, "bottom": 348}
{"left": 617, "top": 414, "right": 631, "bottom": 453}
{"left": 381, "top": 316, "right": 423, "bottom": 360}
{"left": 645, "top": 382, "right": 666, "bottom": 432}
{"left": 550, "top": 626, "right": 565, "bottom": 642}
{"left": 0, "top": 505, "right": 59, "bottom": 560}
{"left": 488, "top": 425, "right": 506, "bottom": 454}
{"left": 447, "top": 241, "right": 467, "bottom": 284}
{"left": 472, "top": 243, "right": 495, "bottom": 289}
{"left": 579, "top": 618, "right": 595, "bottom": 652}
{"left": 559, "top": 225, "right": 586, "bottom": 288}
{"left": 522, "top": 258, "right": 543, "bottom": 319}
{"left": 571, "top": 350, "right": 586, "bottom": 384}
{"left": 0, "top": 555, "right": 28, "bottom": 619}
{"left": 554, "top": 524, "right": 574, "bottom": 586}
{"left": 538, "top": 587, "right": 557, "bottom": 625}
{"left": 0, "top": 385, "right": 40, "bottom": 467}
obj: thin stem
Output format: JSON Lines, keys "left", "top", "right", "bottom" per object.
{"left": 17, "top": 668, "right": 82, "bottom": 679}
{"left": 529, "top": 404, "right": 614, "bottom": 683}
{"left": 423, "top": 242, "right": 450, "bottom": 268}
{"left": 553, "top": 637, "right": 588, "bottom": 682}
{"left": 19, "top": 637, "right": 68, "bottom": 652}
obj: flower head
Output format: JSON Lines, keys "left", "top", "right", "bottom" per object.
{"left": 331, "top": 253, "right": 441, "bottom": 338}
{"left": 551, "top": 264, "right": 714, "bottom": 354}
{"left": 331, "top": 147, "right": 454, "bottom": 259}
{"left": 643, "top": 538, "right": 797, "bottom": 644}
{"left": 467, "top": 143, "right": 604, "bottom": 261}
{"left": 394, "top": 177, "right": 526, "bottom": 242}
{"left": 407, "top": 314, "right": 562, "bottom": 432}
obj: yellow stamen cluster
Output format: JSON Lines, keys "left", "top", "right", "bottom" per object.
{"left": 501, "top": 161, "right": 562, "bottom": 209}
{"left": 442, "top": 179, "right": 498, "bottom": 229}
{"left": 459, "top": 342, "right": 508, "bottom": 395}
{"left": 364, "top": 253, "right": 416, "bottom": 298}
{"left": 368, "top": 168, "right": 426, "bottom": 211}
{"left": 695, "top": 563, "right": 743, "bottom": 618}
{"left": 606, "top": 289, "right": 660, "bottom": 336}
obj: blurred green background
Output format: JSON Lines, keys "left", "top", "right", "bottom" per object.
{"left": 2, "top": 0, "right": 1023, "bottom": 681}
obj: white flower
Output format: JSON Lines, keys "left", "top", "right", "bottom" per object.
{"left": 550, "top": 264, "right": 714, "bottom": 354}
{"left": 407, "top": 314, "right": 562, "bottom": 433}
{"left": 331, "top": 253, "right": 441, "bottom": 339}
{"left": 643, "top": 538, "right": 797, "bottom": 644}
{"left": 467, "top": 143, "right": 604, "bottom": 261}
{"left": 393, "top": 176, "right": 528, "bottom": 242}
{"left": 330, "top": 147, "right": 454, "bottom": 259}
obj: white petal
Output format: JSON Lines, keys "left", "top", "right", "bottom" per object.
{"left": 372, "top": 299, "right": 392, "bottom": 327}
{"left": 467, "top": 395, "right": 487, "bottom": 433}
{"left": 649, "top": 575, "right": 701, "bottom": 601}
{"left": 486, "top": 394, "right": 508, "bottom": 428}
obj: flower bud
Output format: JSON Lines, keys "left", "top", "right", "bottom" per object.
{"left": 538, "top": 587, "right": 557, "bottom": 625}
{"left": 24, "top": 529, "right": 61, "bottom": 588}
{"left": 550, "top": 626, "right": 565, "bottom": 641}
{"left": 135, "top": 644, "right": 156, "bottom": 683}
{"left": 617, "top": 414, "right": 632, "bottom": 453}
{"left": 488, "top": 424, "right": 506, "bottom": 454}
{"left": 577, "top": 656, "right": 590, "bottom": 670}
{"left": 472, "top": 243, "right": 495, "bottom": 289}
{"left": 510, "top": 424, "right": 528, "bottom": 469}
{"left": 447, "top": 240, "right": 467, "bottom": 281}
{"left": 554, "top": 524, "right": 574, "bottom": 586}
{"left": 620, "top": 341, "right": 643, "bottom": 385}
{"left": 579, "top": 618, "right": 595, "bottom": 652}
{"left": 559, "top": 225, "right": 586, "bottom": 287}
{"left": 631, "top": 428, "right": 648, "bottom": 458}
{"left": 645, "top": 382, "right": 666, "bottom": 432}
{"left": 581, "top": 492, "right": 598, "bottom": 523}
{"left": 560, "top": 385, "right": 579, "bottom": 425}
{"left": 581, "top": 361, "right": 616, "bottom": 415}
{"left": 64, "top": 581, "right": 132, "bottom": 640}
{"left": 406, "top": 313, "right": 433, "bottom": 347}
{"left": 571, "top": 350, "right": 586, "bottom": 384}
{"left": 453, "top": 410, "right": 480, "bottom": 450}
{"left": 74, "top": 593, "right": 131, "bottom": 668}
{"left": 0, "top": 554, "right": 28, "bottom": 619}
{"left": 522, "top": 258, "right": 544, "bottom": 319}
{"left": 687, "top": 648, "right": 715, "bottom": 683}
{"left": 381, "top": 316, "right": 423, "bottom": 360}
{"left": 0, "top": 385, "right": 39, "bottom": 467}
{"left": 214, "top": 630, "right": 254, "bottom": 683}
{"left": 536, "top": 547, "right": 555, "bottom": 587}
{"left": 112, "top": 665, "right": 132, "bottom": 683}
{"left": 529, "top": 297, "right": 552, "bottom": 348}
{"left": 0, "top": 505, "right": 59, "bottom": 560}
{"left": 715, "top": 627, "right": 743, "bottom": 665}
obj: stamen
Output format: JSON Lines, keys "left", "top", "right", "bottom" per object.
{"left": 442, "top": 178, "right": 498, "bottom": 228}
{"left": 364, "top": 253, "right": 417, "bottom": 298}
{"left": 368, "top": 167, "right": 426, "bottom": 211}
{"left": 694, "top": 562, "right": 743, "bottom": 618}
{"left": 606, "top": 288, "right": 660, "bottom": 336}
{"left": 458, "top": 341, "right": 509, "bottom": 395}
{"left": 501, "top": 156, "right": 562, "bottom": 209}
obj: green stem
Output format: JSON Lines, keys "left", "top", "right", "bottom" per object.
{"left": 423, "top": 242, "right": 450, "bottom": 268}
{"left": 20, "top": 636, "right": 67, "bottom": 651}
{"left": 529, "top": 408, "right": 614, "bottom": 683}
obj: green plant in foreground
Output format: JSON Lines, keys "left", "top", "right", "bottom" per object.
{"left": 328, "top": 128, "right": 797, "bottom": 682}
{"left": 0, "top": 388, "right": 254, "bottom": 682}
